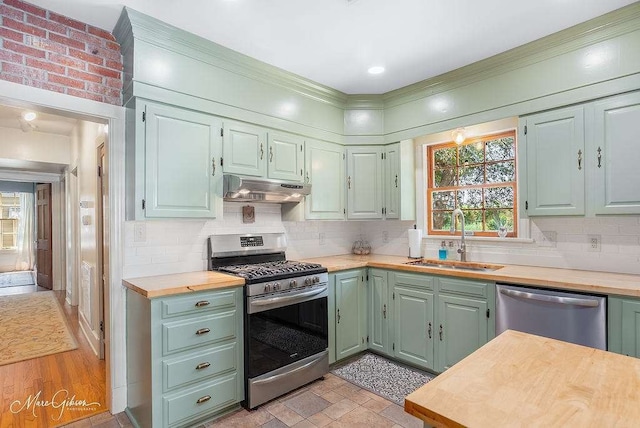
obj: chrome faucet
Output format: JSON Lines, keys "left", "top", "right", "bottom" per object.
{"left": 450, "top": 208, "right": 467, "bottom": 262}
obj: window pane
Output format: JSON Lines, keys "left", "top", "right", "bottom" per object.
{"left": 433, "top": 147, "right": 456, "bottom": 167}
{"left": 4, "top": 220, "right": 14, "bottom": 233}
{"left": 462, "top": 210, "right": 483, "bottom": 231}
{"left": 484, "top": 186, "right": 514, "bottom": 208}
{"left": 459, "top": 165, "right": 484, "bottom": 186}
{"left": 486, "top": 137, "right": 515, "bottom": 161}
{"left": 432, "top": 211, "right": 453, "bottom": 231}
{"left": 459, "top": 143, "right": 484, "bottom": 165}
{"left": 486, "top": 209, "right": 515, "bottom": 231}
{"left": 456, "top": 189, "right": 483, "bottom": 209}
{"left": 432, "top": 191, "right": 455, "bottom": 210}
{"left": 3, "top": 234, "right": 14, "bottom": 248}
{"left": 486, "top": 161, "right": 515, "bottom": 183}
{"left": 434, "top": 168, "right": 457, "bottom": 188}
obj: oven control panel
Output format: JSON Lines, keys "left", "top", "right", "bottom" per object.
{"left": 246, "top": 272, "right": 329, "bottom": 297}
{"left": 240, "top": 236, "right": 264, "bottom": 247}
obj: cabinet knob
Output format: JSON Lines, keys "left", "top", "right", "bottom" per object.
{"left": 395, "top": 174, "right": 398, "bottom": 188}
{"left": 597, "top": 146, "right": 602, "bottom": 168}
{"left": 337, "top": 309, "right": 341, "bottom": 324}
{"left": 347, "top": 176, "right": 351, "bottom": 189}
{"left": 195, "top": 328, "right": 211, "bottom": 335}
{"left": 196, "top": 395, "right": 211, "bottom": 404}
{"left": 428, "top": 322, "right": 432, "bottom": 339}
{"left": 577, "top": 149, "right": 583, "bottom": 170}
{"left": 260, "top": 143, "right": 264, "bottom": 160}
{"left": 439, "top": 324, "right": 443, "bottom": 341}
{"left": 270, "top": 146, "right": 274, "bottom": 162}
{"left": 195, "top": 362, "right": 211, "bottom": 370}
{"left": 383, "top": 304, "right": 387, "bottom": 319}
{"left": 195, "top": 300, "right": 210, "bottom": 307}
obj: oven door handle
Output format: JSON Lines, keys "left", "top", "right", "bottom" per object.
{"left": 251, "top": 286, "right": 327, "bottom": 306}
{"left": 252, "top": 352, "right": 326, "bottom": 385}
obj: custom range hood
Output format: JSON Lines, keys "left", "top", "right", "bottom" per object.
{"left": 223, "top": 174, "right": 311, "bottom": 203}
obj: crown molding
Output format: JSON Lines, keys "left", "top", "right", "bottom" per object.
{"left": 114, "top": 8, "right": 348, "bottom": 108}
{"left": 383, "top": 2, "right": 640, "bottom": 108}
{"left": 345, "top": 95, "right": 384, "bottom": 109}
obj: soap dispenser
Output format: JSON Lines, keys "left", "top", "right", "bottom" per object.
{"left": 438, "top": 241, "right": 448, "bottom": 260}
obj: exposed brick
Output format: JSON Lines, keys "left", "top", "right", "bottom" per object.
{"left": 0, "top": 50, "right": 23, "bottom": 63}
{"left": 35, "top": 39, "right": 67, "bottom": 55}
{"left": 105, "top": 77, "right": 122, "bottom": 89}
{"left": 26, "top": 14, "right": 68, "bottom": 36}
{"left": 0, "top": 73, "right": 24, "bottom": 84}
{"left": 69, "top": 48, "right": 103, "bottom": 66}
{"left": 0, "top": 27, "right": 25, "bottom": 43}
{"left": 48, "top": 12, "right": 86, "bottom": 31}
{"left": 87, "top": 63, "right": 120, "bottom": 79}
{"left": 69, "top": 29, "right": 103, "bottom": 48}
{"left": 87, "top": 45, "right": 121, "bottom": 62}
{"left": 2, "top": 62, "right": 45, "bottom": 80}
{"left": 3, "top": 17, "right": 47, "bottom": 38}
{"left": 68, "top": 68, "right": 102, "bottom": 84}
{"left": 48, "top": 73, "right": 84, "bottom": 89}
{"left": 25, "top": 79, "right": 65, "bottom": 93}
{"left": 48, "top": 52, "right": 85, "bottom": 70}
{"left": 3, "top": 39, "right": 45, "bottom": 58}
{"left": 0, "top": 4, "right": 25, "bottom": 20}
{"left": 107, "top": 88, "right": 120, "bottom": 98}
{"left": 26, "top": 57, "right": 64, "bottom": 75}
{"left": 105, "top": 59, "right": 123, "bottom": 71}
{"left": 85, "top": 81, "right": 108, "bottom": 95}
{"left": 49, "top": 32, "right": 85, "bottom": 51}
{"left": 67, "top": 88, "right": 102, "bottom": 102}
{"left": 4, "top": 0, "right": 46, "bottom": 17}
{"left": 103, "top": 94, "right": 120, "bottom": 106}
{"left": 88, "top": 25, "right": 115, "bottom": 42}
{"left": 105, "top": 40, "right": 119, "bottom": 52}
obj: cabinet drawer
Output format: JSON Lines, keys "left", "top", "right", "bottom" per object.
{"left": 164, "top": 342, "right": 238, "bottom": 391}
{"left": 162, "top": 289, "right": 237, "bottom": 319}
{"left": 438, "top": 277, "right": 489, "bottom": 298}
{"left": 163, "top": 311, "right": 236, "bottom": 355}
{"left": 164, "top": 373, "right": 238, "bottom": 427}
{"left": 392, "top": 271, "right": 434, "bottom": 290}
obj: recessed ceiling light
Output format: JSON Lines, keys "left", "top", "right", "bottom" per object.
{"left": 22, "top": 111, "right": 37, "bottom": 122}
{"left": 367, "top": 66, "right": 385, "bottom": 75}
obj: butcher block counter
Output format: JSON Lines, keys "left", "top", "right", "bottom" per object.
{"left": 300, "top": 254, "right": 640, "bottom": 297}
{"left": 404, "top": 330, "right": 640, "bottom": 427}
{"left": 122, "top": 270, "right": 244, "bottom": 298}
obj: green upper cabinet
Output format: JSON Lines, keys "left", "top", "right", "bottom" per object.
{"left": 222, "top": 121, "right": 267, "bottom": 177}
{"left": 335, "top": 269, "right": 367, "bottom": 361}
{"left": 591, "top": 92, "right": 640, "bottom": 215}
{"left": 383, "top": 140, "right": 416, "bottom": 221}
{"left": 304, "top": 139, "right": 345, "bottom": 220}
{"left": 143, "top": 102, "right": 222, "bottom": 218}
{"left": 523, "top": 106, "right": 585, "bottom": 216}
{"left": 384, "top": 144, "right": 400, "bottom": 219}
{"left": 368, "top": 269, "right": 391, "bottom": 356}
{"left": 347, "top": 146, "right": 383, "bottom": 219}
{"left": 267, "top": 132, "right": 304, "bottom": 182}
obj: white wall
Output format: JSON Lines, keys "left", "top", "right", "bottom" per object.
{"left": 0, "top": 127, "right": 70, "bottom": 164}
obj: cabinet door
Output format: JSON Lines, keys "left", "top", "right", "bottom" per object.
{"left": 335, "top": 270, "right": 366, "bottom": 361}
{"left": 592, "top": 92, "right": 640, "bottom": 214}
{"left": 222, "top": 121, "right": 267, "bottom": 177}
{"left": 436, "top": 294, "right": 488, "bottom": 372}
{"left": 525, "top": 106, "right": 585, "bottom": 215}
{"left": 268, "top": 132, "right": 304, "bottom": 182}
{"left": 393, "top": 286, "right": 434, "bottom": 369}
{"left": 144, "top": 103, "right": 221, "bottom": 218}
{"left": 305, "top": 140, "right": 345, "bottom": 220}
{"left": 384, "top": 144, "right": 400, "bottom": 219}
{"left": 347, "top": 147, "right": 383, "bottom": 219}
{"left": 368, "top": 269, "right": 389, "bottom": 355}
{"left": 622, "top": 299, "right": 640, "bottom": 358}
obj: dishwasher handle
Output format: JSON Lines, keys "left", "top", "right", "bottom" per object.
{"left": 499, "top": 287, "right": 599, "bottom": 308}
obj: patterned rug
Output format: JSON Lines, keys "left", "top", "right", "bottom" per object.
{"left": 332, "top": 353, "right": 433, "bottom": 405}
{"left": 0, "top": 291, "right": 78, "bottom": 366}
{"left": 0, "top": 271, "right": 35, "bottom": 288}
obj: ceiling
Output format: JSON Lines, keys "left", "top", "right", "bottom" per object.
{"left": 0, "top": 104, "right": 78, "bottom": 136}
{"left": 19, "top": 0, "right": 640, "bottom": 93}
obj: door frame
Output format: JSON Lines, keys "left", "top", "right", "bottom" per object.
{"left": 0, "top": 80, "right": 126, "bottom": 413}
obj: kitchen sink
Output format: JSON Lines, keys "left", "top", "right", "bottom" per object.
{"left": 404, "top": 259, "right": 504, "bottom": 273}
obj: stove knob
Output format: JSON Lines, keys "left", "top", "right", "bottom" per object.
{"left": 305, "top": 278, "right": 312, "bottom": 286}
{"left": 289, "top": 280, "right": 297, "bottom": 288}
{"left": 313, "top": 276, "right": 319, "bottom": 283}
{"left": 274, "top": 282, "right": 280, "bottom": 290}
{"left": 264, "top": 284, "right": 271, "bottom": 292}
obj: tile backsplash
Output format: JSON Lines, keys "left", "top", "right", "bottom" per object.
{"left": 123, "top": 202, "right": 640, "bottom": 278}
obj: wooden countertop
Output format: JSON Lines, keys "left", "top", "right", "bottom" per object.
{"left": 404, "top": 330, "right": 640, "bottom": 427}
{"left": 300, "top": 254, "right": 640, "bottom": 297}
{"left": 122, "top": 271, "right": 244, "bottom": 298}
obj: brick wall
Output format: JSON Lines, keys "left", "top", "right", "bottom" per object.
{"left": 0, "top": 0, "right": 122, "bottom": 105}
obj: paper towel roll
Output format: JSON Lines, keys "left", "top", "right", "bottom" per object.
{"left": 408, "top": 228, "right": 423, "bottom": 258}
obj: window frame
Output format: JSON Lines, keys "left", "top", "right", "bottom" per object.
{"left": 426, "top": 130, "right": 518, "bottom": 238}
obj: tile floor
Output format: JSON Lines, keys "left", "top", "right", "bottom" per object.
{"left": 62, "top": 374, "right": 423, "bottom": 428}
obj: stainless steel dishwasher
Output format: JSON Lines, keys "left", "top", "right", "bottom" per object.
{"left": 496, "top": 283, "right": 606, "bottom": 350}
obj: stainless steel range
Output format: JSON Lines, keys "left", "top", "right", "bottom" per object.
{"left": 208, "top": 233, "right": 329, "bottom": 409}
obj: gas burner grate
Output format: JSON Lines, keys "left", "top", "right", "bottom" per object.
{"left": 218, "top": 260, "right": 324, "bottom": 281}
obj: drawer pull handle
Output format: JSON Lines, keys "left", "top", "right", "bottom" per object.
{"left": 195, "top": 301, "right": 210, "bottom": 307}
{"left": 196, "top": 395, "right": 211, "bottom": 404}
{"left": 196, "top": 328, "right": 211, "bottom": 335}
{"left": 196, "top": 362, "right": 211, "bottom": 370}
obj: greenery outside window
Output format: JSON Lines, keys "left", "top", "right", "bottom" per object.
{"left": 0, "top": 192, "right": 20, "bottom": 250}
{"left": 427, "top": 130, "right": 517, "bottom": 237}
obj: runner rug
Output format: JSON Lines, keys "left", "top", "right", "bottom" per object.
{"left": 0, "top": 271, "right": 35, "bottom": 288}
{"left": 0, "top": 291, "right": 77, "bottom": 366}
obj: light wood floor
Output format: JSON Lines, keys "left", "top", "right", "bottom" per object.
{"left": 0, "top": 290, "right": 108, "bottom": 428}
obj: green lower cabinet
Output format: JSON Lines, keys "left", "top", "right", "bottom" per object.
{"left": 608, "top": 296, "right": 640, "bottom": 358}
{"left": 436, "top": 294, "right": 488, "bottom": 372}
{"left": 393, "top": 286, "right": 435, "bottom": 369}
{"left": 368, "top": 269, "right": 391, "bottom": 356}
{"left": 335, "top": 269, "right": 367, "bottom": 361}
